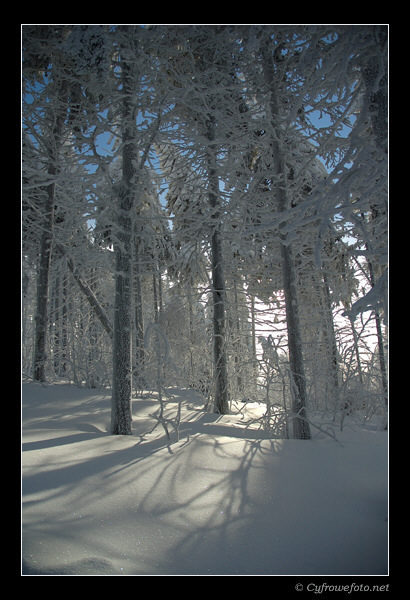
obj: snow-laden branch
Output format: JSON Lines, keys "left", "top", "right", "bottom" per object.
{"left": 343, "top": 270, "right": 388, "bottom": 324}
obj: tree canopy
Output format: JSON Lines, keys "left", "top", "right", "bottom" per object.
{"left": 22, "top": 25, "right": 388, "bottom": 437}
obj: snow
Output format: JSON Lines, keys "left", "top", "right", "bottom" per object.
{"left": 22, "top": 381, "right": 388, "bottom": 576}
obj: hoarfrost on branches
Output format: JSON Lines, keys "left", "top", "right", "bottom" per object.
{"left": 22, "top": 25, "right": 388, "bottom": 437}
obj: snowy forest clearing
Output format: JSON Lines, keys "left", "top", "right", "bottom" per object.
{"left": 22, "top": 381, "right": 388, "bottom": 576}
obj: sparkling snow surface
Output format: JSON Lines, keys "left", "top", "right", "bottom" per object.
{"left": 22, "top": 382, "right": 388, "bottom": 575}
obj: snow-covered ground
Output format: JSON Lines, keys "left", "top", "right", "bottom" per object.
{"left": 22, "top": 381, "right": 388, "bottom": 576}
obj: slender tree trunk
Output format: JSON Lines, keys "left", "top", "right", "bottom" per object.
{"left": 250, "top": 295, "right": 258, "bottom": 383}
{"left": 367, "top": 258, "right": 388, "bottom": 410}
{"left": 52, "top": 263, "right": 68, "bottom": 376}
{"left": 261, "top": 39, "right": 311, "bottom": 439}
{"left": 232, "top": 280, "right": 243, "bottom": 394}
{"left": 134, "top": 237, "right": 145, "bottom": 390}
{"left": 111, "top": 37, "right": 137, "bottom": 434}
{"left": 33, "top": 81, "right": 68, "bottom": 382}
{"left": 153, "top": 271, "right": 159, "bottom": 323}
{"left": 361, "top": 26, "right": 388, "bottom": 416}
{"left": 187, "top": 281, "right": 195, "bottom": 380}
{"left": 280, "top": 243, "right": 311, "bottom": 439}
{"left": 322, "top": 270, "right": 340, "bottom": 406}
{"left": 350, "top": 317, "right": 364, "bottom": 385}
{"left": 111, "top": 220, "right": 133, "bottom": 434}
{"left": 87, "top": 268, "right": 99, "bottom": 388}
{"left": 205, "top": 115, "right": 230, "bottom": 414}
{"left": 33, "top": 171, "right": 57, "bottom": 382}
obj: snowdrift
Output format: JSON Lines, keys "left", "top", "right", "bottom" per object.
{"left": 22, "top": 382, "right": 388, "bottom": 576}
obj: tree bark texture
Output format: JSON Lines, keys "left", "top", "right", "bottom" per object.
{"left": 261, "top": 39, "right": 311, "bottom": 439}
{"left": 111, "top": 38, "right": 137, "bottom": 434}
{"left": 205, "top": 115, "right": 230, "bottom": 414}
{"left": 33, "top": 79, "right": 68, "bottom": 382}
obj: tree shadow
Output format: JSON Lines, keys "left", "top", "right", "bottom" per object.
{"left": 22, "top": 385, "right": 387, "bottom": 575}
{"left": 22, "top": 397, "right": 284, "bottom": 575}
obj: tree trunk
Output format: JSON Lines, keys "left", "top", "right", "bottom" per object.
{"left": 33, "top": 80, "right": 68, "bottom": 382}
{"left": 367, "top": 258, "right": 388, "bottom": 411}
{"left": 362, "top": 26, "right": 388, "bottom": 156}
{"left": 361, "top": 26, "right": 388, "bottom": 416}
{"left": 111, "top": 224, "right": 133, "bottom": 434}
{"left": 33, "top": 177, "right": 55, "bottom": 381}
{"left": 261, "top": 39, "right": 311, "bottom": 439}
{"left": 322, "top": 270, "right": 340, "bottom": 406}
{"left": 205, "top": 115, "right": 230, "bottom": 414}
{"left": 232, "top": 280, "right": 243, "bottom": 394}
{"left": 134, "top": 237, "right": 145, "bottom": 390}
{"left": 280, "top": 243, "right": 311, "bottom": 439}
{"left": 111, "top": 37, "right": 137, "bottom": 435}
{"left": 250, "top": 295, "right": 258, "bottom": 383}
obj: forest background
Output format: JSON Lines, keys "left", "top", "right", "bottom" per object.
{"left": 21, "top": 24, "right": 388, "bottom": 440}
